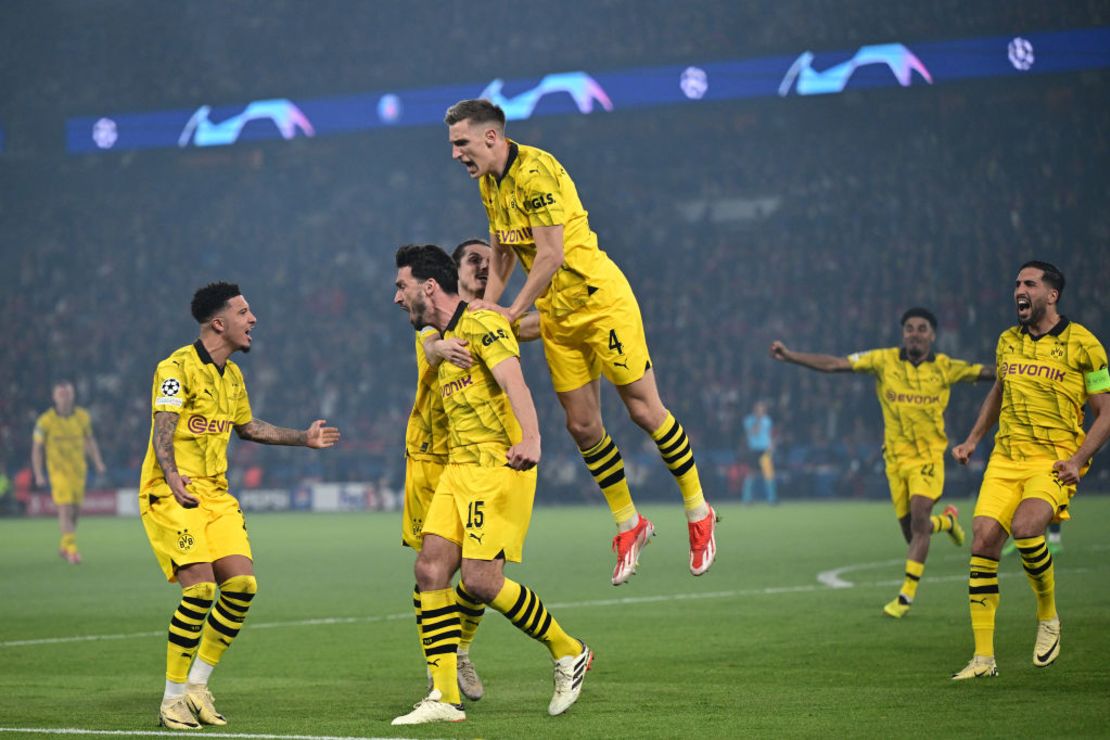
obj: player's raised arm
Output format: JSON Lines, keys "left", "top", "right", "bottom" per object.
{"left": 769, "top": 340, "right": 852, "bottom": 372}
{"left": 234, "top": 418, "right": 340, "bottom": 448}
{"left": 951, "top": 379, "right": 1003, "bottom": 465}
{"left": 489, "top": 356, "right": 540, "bottom": 471}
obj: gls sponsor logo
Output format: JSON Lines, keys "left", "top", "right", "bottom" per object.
{"left": 442, "top": 375, "right": 473, "bottom": 398}
{"left": 885, "top": 391, "right": 940, "bottom": 405}
{"left": 523, "top": 193, "right": 555, "bottom": 210}
{"left": 482, "top": 328, "right": 509, "bottom": 346}
{"left": 188, "top": 415, "right": 235, "bottom": 435}
{"left": 999, "top": 362, "right": 1066, "bottom": 382}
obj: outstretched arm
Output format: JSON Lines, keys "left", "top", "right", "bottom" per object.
{"left": 1054, "top": 392, "right": 1110, "bottom": 485}
{"left": 951, "top": 380, "right": 1003, "bottom": 465}
{"left": 236, "top": 418, "right": 340, "bottom": 448}
{"left": 978, "top": 365, "right": 996, "bottom": 381}
{"left": 153, "top": 411, "right": 197, "bottom": 508}
{"left": 769, "top": 340, "right": 852, "bottom": 372}
{"left": 490, "top": 357, "right": 540, "bottom": 471}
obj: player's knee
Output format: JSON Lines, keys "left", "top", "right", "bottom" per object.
{"left": 566, "top": 416, "right": 603, "bottom": 447}
{"left": 414, "top": 554, "right": 451, "bottom": 591}
{"left": 459, "top": 575, "right": 497, "bottom": 605}
{"left": 219, "top": 574, "right": 258, "bottom": 596}
{"left": 182, "top": 581, "right": 217, "bottom": 602}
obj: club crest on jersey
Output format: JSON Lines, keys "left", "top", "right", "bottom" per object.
{"left": 176, "top": 529, "right": 195, "bottom": 552}
{"left": 1049, "top": 345, "right": 1065, "bottom": 359}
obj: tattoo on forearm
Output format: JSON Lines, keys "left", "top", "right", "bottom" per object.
{"left": 153, "top": 411, "right": 180, "bottom": 477}
{"left": 236, "top": 418, "right": 307, "bottom": 446}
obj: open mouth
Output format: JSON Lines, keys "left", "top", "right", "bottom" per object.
{"left": 1016, "top": 297, "right": 1032, "bottom": 312}
{"left": 462, "top": 159, "right": 478, "bottom": 175}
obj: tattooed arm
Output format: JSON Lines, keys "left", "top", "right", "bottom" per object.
{"left": 235, "top": 418, "right": 340, "bottom": 448}
{"left": 153, "top": 411, "right": 197, "bottom": 507}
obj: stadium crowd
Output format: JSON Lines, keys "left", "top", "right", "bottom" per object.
{"left": 2, "top": 63, "right": 1108, "bottom": 510}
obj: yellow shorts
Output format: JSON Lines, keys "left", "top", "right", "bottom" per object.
{"left": 540, "top": 275, "right": 652, "bottom": 393}
{"left": 885, "top": 458, "right": 944, "bottom": 519}
{"left": 974, "top": 457, "right": 1073, "bottom": 530}
{"left": 402, "top": 456, "right": 446, "bottom": 550}
{"left": 139, "top": 479, "right": 253, "bottom": 583}
{"left": 50, "top": 477, "right": 86, "bottom": 506}
{"left": 423, "top": 463, "right": 537, "bottom": 563}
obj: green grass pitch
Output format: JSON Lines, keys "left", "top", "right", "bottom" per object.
{"left": 3, "top": 498, "right": 1109, "bottom": 738}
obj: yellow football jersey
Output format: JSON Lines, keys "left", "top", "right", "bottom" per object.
{"left": 406, "top": 327, "right": 449, "bottom": 461}
{"left": 848, "top": 348, "right": 983, "bottom": 465}
{"left": 992, "top": 318, "right": 1109, "bottom": 463}
{"left": 139, "top": 341, "right": 252, "bottom": 492}
{"left": 479, "top": 140, "right": 625, "bottom": 317}
{"left": 439, "top": 303, "right": 522, "bottom": 466}
{"left": 33, "top": 407, "right": 92, "bottom": 484}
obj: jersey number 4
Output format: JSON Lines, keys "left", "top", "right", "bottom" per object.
{"left": 608, "top": 329, "right": 624, "bottom": 356}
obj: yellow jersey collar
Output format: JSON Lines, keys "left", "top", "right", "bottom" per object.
{"left": 445, "top": 300, "right": 468, "bottom": 332}
{"left": 1020, "top": 315, "right": 1069, "bottom": 340}
{"left": 193, "top": 339, "right": 226, "bottom": 376}
{"left": 899, "top": 347, "right": 935, "bottom": 365}
{"left": 496, "top": 141, "right": 520, "bottom": 185}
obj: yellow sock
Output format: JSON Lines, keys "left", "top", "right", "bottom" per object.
{"left": 196, "top": 575, "right": 257, "bottom": 668}
{"left": 489, "top": 577, "right": 579, "bottom": 660}
{"left": 411, "top": 584, "right": 423, "bottom": 661}
{"left": 60, "top": 532, "right": 76, "bottom": 554}
{"left": 419, "top": 588, "right": 460, "bottom": 704}
{"left": 1015, "top": 536, "right": 1057, "bottom": 621}
{"left": 899, "top": 560, "right": 925, "bottom": 603}
{"left": 166, "top": 582, "right": 215, "bottom": 682}
{"left": 930, "top": 512, "right": 953, "bottom": 534}
{"left": 968, "top": 555, "right": 1000, "bottom": 658}
{"left": 455, "top": 583, "right": 485, "bottom": 653}
{"left": 580, "top": 432, "right": 637, "bottom": 525}
{"left": 650, "top": 412, "right": 704, "bottom": 511}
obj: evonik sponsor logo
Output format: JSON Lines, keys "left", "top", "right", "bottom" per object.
{"left": 884, "top": 391, "right": 941, "bottom": 405}
{"left": 999, "top": 362, "right": 1066, "bottom": 382}
{"left": 178, "top": 99, "right": 315, "bottom": 148}
{"left": 778, "top": 43, "right": 933, "bottom": 97}
{"left": 187, "top": 415, "right": 235, "bottom": 435}
{"left": 496, "top": 226, "right": 534, "bottom": 244}
{"left": 441, "top": 375, "right": 473, "bottom": 398}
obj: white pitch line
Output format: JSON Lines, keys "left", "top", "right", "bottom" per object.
{"left": 1, "top": 565, "right": 1092, "bottom": 650}
{"left": 0, "top": 729, "right": 427, "bottom": 740}
{"left": 817, "top": 558, "right": 904, "bottom": 589}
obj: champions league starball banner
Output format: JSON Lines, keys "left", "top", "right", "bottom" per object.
{"left": 65, "top": 27, "right": 1110, "bottom": 155}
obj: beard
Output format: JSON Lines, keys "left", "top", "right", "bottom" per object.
{"left": 1019, "top": 302, "right": 1045, "bottom": 327}
{"left": 408, "top": 295, "right": 429, "bottom": 330}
